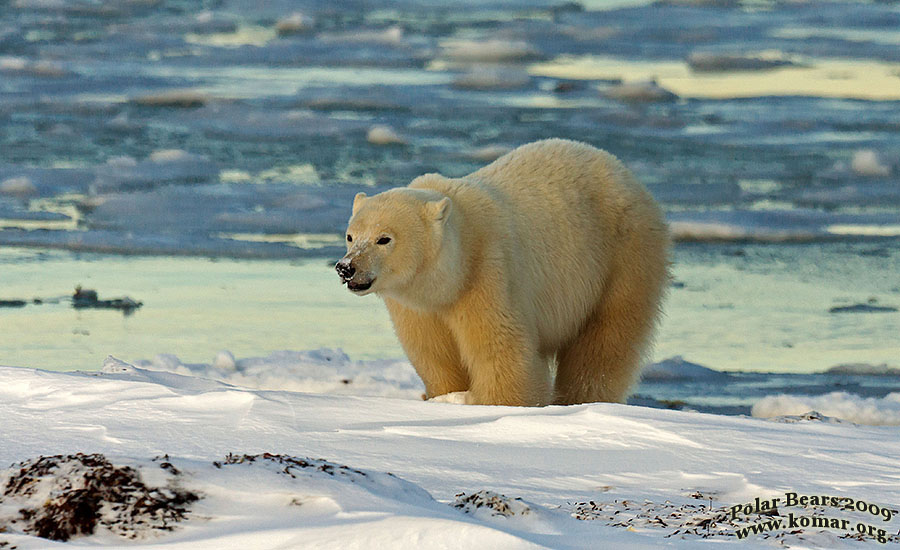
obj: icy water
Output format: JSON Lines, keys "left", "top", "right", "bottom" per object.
{"left": 1, "top": 0, "right": 899, "bottom": 413}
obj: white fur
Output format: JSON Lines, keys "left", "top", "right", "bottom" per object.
{"left": 340, "top": 139, "right": 670, "bottom": 406}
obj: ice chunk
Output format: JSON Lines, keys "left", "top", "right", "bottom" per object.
{"left": 0, "top": 55, "right": 68, "bottom": 77}
{"left": 603, "top": 80, "right": 678, "bottom": 103}
{"left": 0, "top": 176, "right": 37, "bottom": 198}
{"left": 851, "top": 149, "right": 891, "bottom": 177}
{"left": 275, "top": 12, "right": 314, "bottom": 36}
{"left": 318, "top": 26, "right": 404, "bottom": 47}
{"left": 440, "top": 39, "right": 540, "bottom": 63}
{"left": 466, "top": 145, "right": 513, "bottom": 162}
{"left": 367, "top": 125, "right": 407, "bottom": 146}
{"left": 213, "top": 350, "right": 237, "bottom": 371}
{"left": 101, "top": 355, "right": 138, "bottom": 374}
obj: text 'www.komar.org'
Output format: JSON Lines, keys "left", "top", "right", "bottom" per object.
{"left": 731, "top": 492, "right": 898, "bottom": 544}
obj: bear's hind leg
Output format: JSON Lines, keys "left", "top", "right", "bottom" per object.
{"left": 554, "top": 255, "right": 668, "bottom": 405}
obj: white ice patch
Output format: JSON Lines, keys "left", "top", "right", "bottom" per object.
{"left": 366, "top": 124, "right": 407, "bottom": 145}
{"left": 752, "top": 392, "right": 900, "bottom": 426}
{"left": 0, "top": 176, "right": 37, "bottom": 197}
{"left": 851, "top": 149, "right": 892, "bottom": 177}
{"left": 602, "top": 80, "right": 678, "bottom": 103}
{"left": 440, "top": 39, "right": 539, "bottom": 63}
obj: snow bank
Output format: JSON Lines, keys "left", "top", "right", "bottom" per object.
{"left": 132, "top": 348, "right": 426, "bottom": 399}
{"left": 752, "top": 392, "right": 900, "bottom": 426}
{"left": 1, "top": 364, "right": 899, "bottom": 548}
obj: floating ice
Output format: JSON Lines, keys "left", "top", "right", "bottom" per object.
{"left": 851, "top": 149, "right": 891, "bottom": 177}
{"left": 440, "top": 39, "right": 540, "bottom": 63}
{"left": 319, "top": 26, "right": 404, "bottom": 47}
{"left": 0, "top": 55, "right": 67, "bottom": 77}
{"left": 275, "top": 12, "right": 314, "bottom": 36}
{"left": 366, "top": 124, "right": 407, "bottom": 146}
{"left": 602, "top": 80, "right": 678, "bottom": 103}
{"left": 0, "top": 177, "right": 37, "bottom": 198}
{"left": 466, "top": 145, "right": 513, "bottom": 162}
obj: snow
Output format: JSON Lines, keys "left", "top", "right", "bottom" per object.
{"left": 752, "top": 392, "right": 900, "bottom": 426}
{"left": 2, "top": 357, "right": 899, "bottom": 549}
{"left": 130, "top": 349, "right": 425, "bottom": 399}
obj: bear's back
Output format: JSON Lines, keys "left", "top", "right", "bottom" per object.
{"left": 463, "top": 139, "right": 659, "bottom": 350}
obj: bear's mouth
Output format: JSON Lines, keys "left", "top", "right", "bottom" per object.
{"left": 347, "top": 278, "right": 375, "bottom": 293}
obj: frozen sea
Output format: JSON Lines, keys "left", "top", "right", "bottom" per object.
{"left": 1, "top": 0, "right": 899, "bottom": 419}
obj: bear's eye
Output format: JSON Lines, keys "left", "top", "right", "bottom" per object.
{"left": 376, "top": 236, "right": 392, "bottom": 245}
{"left": 346, "top": 234, "right": 353, "bottom": 242}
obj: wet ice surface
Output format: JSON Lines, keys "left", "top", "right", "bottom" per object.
{"left": 2, "top": 0, "right": 900, "bottom": 254}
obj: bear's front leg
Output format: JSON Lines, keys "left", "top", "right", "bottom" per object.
{"left": 448, "top": 288, "right": 551, "bottom": 406}
{"left": 383, "top": 298, "right": 469, "bottom": 399}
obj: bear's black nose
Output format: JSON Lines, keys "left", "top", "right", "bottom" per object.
{"left": 335, "top": 260, "right": 355, "bottom": 281}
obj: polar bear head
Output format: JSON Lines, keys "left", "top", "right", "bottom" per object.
{"left": 336, "top": 188, "right": 452, "bottom": 301}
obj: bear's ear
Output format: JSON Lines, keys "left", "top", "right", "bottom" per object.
{"left": 352, "top": 192, "right": 368, "bottom": 214}
{"left": 429, "top": 197, "right": 451, "bottom": 223}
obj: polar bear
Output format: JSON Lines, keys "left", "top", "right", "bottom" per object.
{"left": 336, "top": 139, "right": 669, "bottom": 406}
